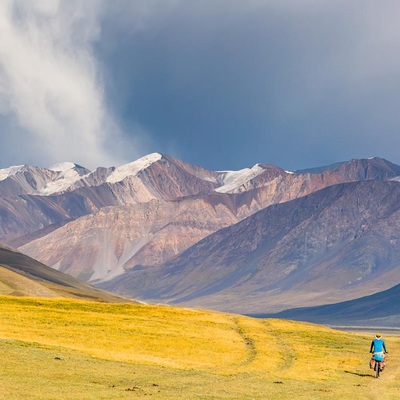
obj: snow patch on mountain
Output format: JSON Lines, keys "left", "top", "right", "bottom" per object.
{"left": 41, "top": 162, "right": 90, "bottom": 195}
{"left": 49, "top": 162, "right": 78, "bottom": 172}
{"left": 216, "top": 164, "right": 265, "bottom": 193}
{"left": 0, "top": 165, "right": 25, "bottom": 181}
{"left": 106, "top": 153, "right": 162, "bottom": 184}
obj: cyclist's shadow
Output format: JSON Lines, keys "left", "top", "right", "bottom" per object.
{"left": 344, "top": 370, "right": 375, "bottom": 378}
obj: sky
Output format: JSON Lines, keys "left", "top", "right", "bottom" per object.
{"left": 0, "top": 0, "right": 400, "bottom": 172}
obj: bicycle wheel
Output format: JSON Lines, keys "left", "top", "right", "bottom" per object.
{"left": 376, "top": 361, "right": 380, "bottom": 378}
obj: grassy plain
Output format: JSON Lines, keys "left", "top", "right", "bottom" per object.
{"left": 0, "top": 295, "right": 399, "bottom": 399}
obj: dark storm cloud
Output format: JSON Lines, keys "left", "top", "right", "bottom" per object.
{"left": 98, "top": 0, "right": 400, "bottom": 170}
{"left": 1, "top": 1, "right": 400, "bottom": 171}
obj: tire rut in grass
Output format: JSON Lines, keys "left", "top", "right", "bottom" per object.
{"left": 232, "top": 317, "right": 257, "bottom": 367}
{"left": 260, "top": 319, "right": 296, "bottom": 373}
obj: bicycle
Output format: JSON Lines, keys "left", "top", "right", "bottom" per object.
{"left": 371, "top": 352, "right": 386, "bottom": 378}
{"left": 375, "top": 360, "right": 382, "bottom": 378}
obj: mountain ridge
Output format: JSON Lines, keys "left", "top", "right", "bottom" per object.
{"left": 2, "top": 154, "right": 400, "bottom": 318}
{"left": 99, "top": 180, "right": 400, "bottom": 313}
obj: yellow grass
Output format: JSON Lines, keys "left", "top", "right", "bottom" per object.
{"left": 1, "top": 295, "right": 400, "bottom": 399}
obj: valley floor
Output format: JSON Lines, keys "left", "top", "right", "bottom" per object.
{"left": 0, "top": 296, "right": 399, "bottom": 399}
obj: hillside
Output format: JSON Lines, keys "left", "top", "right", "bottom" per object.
{"left": 266, "top": 282, "right": 400, "bottom": 327}
{"left": 2, "top": 155, "right": 400, "bottom": 318}
{"left": 1, "top": 296, "right": 400, "bottom": 399}
{"left": 100, "top": 180, "right": 400, "bottom": 314}
{"left": 0, "top": 244, "right": 127, "bottom": 302}
{"left": 1, "top": 155, "right": 398, "bottom": 286}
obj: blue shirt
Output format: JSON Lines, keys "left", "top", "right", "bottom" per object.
{"left": 370, "top": 338, "right": 387, "bottom": 353}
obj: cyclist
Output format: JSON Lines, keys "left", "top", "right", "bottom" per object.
{"left": 370, "top": 333, "right": 387, "bottom": 372}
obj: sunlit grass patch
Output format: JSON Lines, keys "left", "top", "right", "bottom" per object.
{"left": 0, "top": 296, "right": 250, "bottom": 369}
{"left": 264, "top": 319, "right": 370, "bottom": 380}
{"left": 1, "top": 295, "right": 400, "bottom": 399}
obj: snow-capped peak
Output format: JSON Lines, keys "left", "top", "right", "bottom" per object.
{"left": 0, "top": 165, "right": 25, "bottom": 181}
{"left": 49, "top": 162, "right": 78, "bottom": 172}
{"left": 107, "top": 153, "right": 162, "bottom": 184}
{"left": 41, "top": 162, "right": 90, "bottom": 195}
{"left": 216, "top": 164, "right": 265, "bottom": 193}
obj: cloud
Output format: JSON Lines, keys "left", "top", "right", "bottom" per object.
{"left": 95, "top": 0, "right": 400, "bottom": 170}
{"left": 1, "top": 1, "right": 400, "bottom": 171}
{"left": 0, "top": 0, "right": 140, "bottom": 169}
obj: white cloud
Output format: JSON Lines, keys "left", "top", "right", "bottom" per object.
{"left": 2, "top": 0, "right": 400, "bottom": 171}
{"left": 0, "top": 0, "right": 139, "bottom": 169}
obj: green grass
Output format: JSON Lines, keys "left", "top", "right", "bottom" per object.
{"left": 1, "top": 295, "right": 400, "bottom": 399}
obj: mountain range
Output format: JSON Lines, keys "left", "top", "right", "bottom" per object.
{"left": 1, "top": 154, "right": 400, "bottom": 321}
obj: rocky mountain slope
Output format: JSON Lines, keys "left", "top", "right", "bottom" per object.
{"left": 2, "top": 155, "right": 399, "bottom": 283}
{"left": 99, "top": 180, "right": 400, "bottom": 314}
{"left": 1, "top": 154, "right": 400, "bottom": 314}
{"left": 19, "top": 197, "right": 240, "bottom": 282}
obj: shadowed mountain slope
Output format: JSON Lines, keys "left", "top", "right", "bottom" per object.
{"left": 0, "top": 244, "right": 128, "bottom": 302}
{"left": 2, "top": 155, "right": 400, "bottom": 314}
{"left": 3, "top": 156, "right": 399, "bottom": 285}
{"left": 264, "top": 282, "right": 400, "bottom": 327}
{"left": 99, "top": 180, "right": 400, "bottom": 314}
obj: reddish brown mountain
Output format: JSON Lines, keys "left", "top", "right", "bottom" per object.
{"left": 1, "top": 154, "right": 400, "bottom": 316}
{"left": 99, "top": 180, "right": 400, "bottom": 314}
